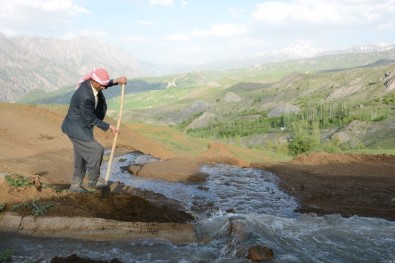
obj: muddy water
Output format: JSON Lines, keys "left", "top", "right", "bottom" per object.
{"left": 1, "top": 152, "right": 395, "bottom": 263}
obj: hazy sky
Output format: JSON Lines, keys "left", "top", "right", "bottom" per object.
{"left": 1, "top": 0, "right": 395, "bottom": 64}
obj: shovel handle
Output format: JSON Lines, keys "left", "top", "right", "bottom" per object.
{"left": 104, "top": 83, "right": 125, "bottom": 184}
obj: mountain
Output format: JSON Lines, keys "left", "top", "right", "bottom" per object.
{"left": 2, "top": 32, "right": 395, "bottom": 102}
{"left": 325, "top": 44, "right": 395, "bottom": 55}
{"left": 0, "top": 34, "right": 155, "bottom": 102}
{"left": 168, "top": 43, "right": 395, "bottom": 73}
{"left": 23, "top": 47, "right": 395, "bottom": 107}
{"left": 0, "top": 34, "right": 75, "bottom": 102}
{"left": 18, "top": 45, "right": 395, "bottom": 150}
{"left": 161, "top": 42, "right": 329, "bottom": 74}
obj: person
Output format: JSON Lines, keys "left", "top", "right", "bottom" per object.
{"left": 61, "top": 68, "right": 127, "bottom": 193}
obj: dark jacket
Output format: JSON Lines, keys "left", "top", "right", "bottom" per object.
{"left": 61, "top": 79, "right": 115, "bottom": 141}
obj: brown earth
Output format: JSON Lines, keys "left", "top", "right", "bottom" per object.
{"left": 255, "top": 152, "right": 395, "bottom": 221}
{"left": 0, "top": 102, "right": 394, "bottom": 225}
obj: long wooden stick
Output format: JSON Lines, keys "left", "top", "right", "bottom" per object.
{"left": 104, "top": 83, "right": 125, "bottom": 184}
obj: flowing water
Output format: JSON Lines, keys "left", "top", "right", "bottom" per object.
{"left": 1, "top": 152, "right": 394, "bottom": 263}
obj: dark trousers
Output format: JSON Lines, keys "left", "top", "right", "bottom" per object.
{"left": 68, "top": 136, "right": 104, "bottom": 188}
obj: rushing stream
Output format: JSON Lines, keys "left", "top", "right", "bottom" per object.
{"left": 1, "top": 152, "right": 394, "bottom": 262}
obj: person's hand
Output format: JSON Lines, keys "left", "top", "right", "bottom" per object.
{"left": 109, "top": 125, "right": 119, "bottom": 136}
{"left": 115, "top": 76, "right": 127, "bottom": 85}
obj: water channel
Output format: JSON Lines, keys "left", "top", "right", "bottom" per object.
{"left": 1, "top": 152, "right": 394, "bottom": 262}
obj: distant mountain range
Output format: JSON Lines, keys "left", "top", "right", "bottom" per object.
{"left": 0, "top": 32, "right": 394, "bottom": 102}
{"left": 173, "top": 43, "right": 395, "bottom": 73}
{"left": 0, "top": 33, "right": 155, "bottom": 102}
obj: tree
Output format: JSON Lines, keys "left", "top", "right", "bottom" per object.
{"left": 288, "top": 120, "right": 320, "bottom": 155}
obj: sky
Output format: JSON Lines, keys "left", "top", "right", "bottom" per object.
{"left": 1, "top": 0, "right": 395, "bottom": 64}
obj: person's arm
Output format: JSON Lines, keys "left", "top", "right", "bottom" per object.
{"left": 105, "top": 76, "right": 128, "bottom": 88}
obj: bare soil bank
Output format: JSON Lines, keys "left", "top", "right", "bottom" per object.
{"left": 258, "top": 152, "right": 395, "bottom": 221}
{"left": 1, "top": 103, "right": 394, "bottom": 224}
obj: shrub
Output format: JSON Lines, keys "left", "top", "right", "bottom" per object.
{"left": 288, "top": 136, "right": 314, "bottom": 155}
{"left": 288, "top": 121, "right": 320, "bottom": 155}
{"left": 0, "top": 249, "right": 13, "bottom": 262}
{"left": 5, "top": 175, "right": 31, "bottom": 187}
{"left": 12, "top": 200, "right": 53, "bottom": 217}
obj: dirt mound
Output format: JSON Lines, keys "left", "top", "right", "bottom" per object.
{"left": 200, "top": 143, "right": 249, "bottom": 167}
{"left": 186, "top": 112, "right": 217, "bottom": 129}
{"left": 267, "top": 102, "right": 300, "bottom": 117}
{"left": 0, "top": 175, "right": 192, "bottom": 224}
{"left": 0, "top": 103, "right": 175, "bottom": 185}
{"left": 127, "top": 157, "right": 209, "bottom": 183}
{"left": 292, "top": 152, "right": 395, "bottom": 165}
{"left": 264, "top": 152, "right": 395, "bottom": 221}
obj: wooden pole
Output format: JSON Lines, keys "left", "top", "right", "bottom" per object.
{"left": 104, "top": 83, "right": 125, "bottom": 184}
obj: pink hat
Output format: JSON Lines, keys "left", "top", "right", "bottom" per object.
{"left": 77, "top": 68, "right": 110, "bottom": 88}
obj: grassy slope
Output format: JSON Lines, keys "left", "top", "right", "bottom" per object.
{"left": 21, "top": 49, "right": 395, "bottom": 111}
{"left": 124, "top": 122, "right": 292, "bottom": 163}
{"left": 108, "top": 60, "right": 395, "bottom": 124}
{"left": 18, "top": 50, "right": 395, "bottom": 154}
{"left": 54, "top": 100, "right": 395, "bottom": 158}
{"left": 36, "top": 103, "right": 291, "bottom": 163}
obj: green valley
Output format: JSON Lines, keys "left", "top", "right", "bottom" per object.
{"left": 21, "top": 50, "right": 395, "bottom": 156}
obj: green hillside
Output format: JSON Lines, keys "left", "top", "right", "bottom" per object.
{"left": 20, "top": 50, "right": 395, "bottom": 156}
{"left": 113, "top": 61, "right": 395, "bottom": 155}
{"left": 20, "top": 79, "right": 169, "bottom": 104}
